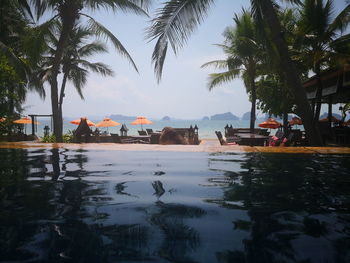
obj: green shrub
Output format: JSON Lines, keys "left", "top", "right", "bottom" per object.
{"left": 41, "top": 130, "right": 74, "bottom": 143}
{"left": 63, "top": 130, "right": 74, "bottom": 143}
{"left": 41, "top": 134, "right": 56, "bottom": 143}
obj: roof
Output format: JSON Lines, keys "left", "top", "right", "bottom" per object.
{"left": 302, "top": 65, "right": 350, "bottom": 103}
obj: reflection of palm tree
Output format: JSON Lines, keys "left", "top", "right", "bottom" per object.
{"left": 51, "top": 148, "right": 60, "bottom": 180}
{"left": 152, "top": 180, "right": 165, "bottom": 198}
{"left": 115, "top": 182, "right": 139, "bottom": 198}
{"left": 208, "top": 152, "right": 350, "bottom": 262}
{"left": 148, "top": 201, "right": 206, "bottom": 262}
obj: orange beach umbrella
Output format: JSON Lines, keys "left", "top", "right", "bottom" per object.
{"left": 13, "top": 117, "right": 40, "bottom": 134}
{"left": 13, "top": 116, "right": 40, "bottom": 124}
{"left": 258, "top": 118, "right": 281, "bottom": 129}
{"left": 96, "top": 118, "right": 120, "bottom": 132}
{"left": 70, "top": 118, "right": 95, "bottom": 126}
{"left": 96, "top": 118, "right": 120, "bottom": 127}
{"left": 131, "top": 116, "right": 153, "bottom": 130}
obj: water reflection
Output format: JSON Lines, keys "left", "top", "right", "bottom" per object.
{"left": 209, "top": 152, "right": 350, "bottom": 263}
{"left": 0, "top": 148, "right": 349, "bottom": 262}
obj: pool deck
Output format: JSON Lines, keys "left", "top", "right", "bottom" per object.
{"left": 1, "top": 139, "right": 350, "bottom": 154}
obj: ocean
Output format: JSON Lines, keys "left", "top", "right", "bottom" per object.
{"left": 29, "top": 119, "right": 267, "bottom": 138}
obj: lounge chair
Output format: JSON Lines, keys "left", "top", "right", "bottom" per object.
{"left": 146, "top": 128, "right": 154, "bottom": 135}
{"left": 215, "top": 131, "right": 238, "bottom": 146}
{"left": 138, "top": 130, "right": 147, "bottom": 136}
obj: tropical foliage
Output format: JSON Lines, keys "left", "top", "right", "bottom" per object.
{"left": 296, "top": 0, "right": 350, "bottom": 120}
{"left": 201, "top": 11, "right": 263, "bottom": 131}
{"left": 30, "top": 0, "right": 151, "bottom": 142}
{"left": 147, "top": 0, "right": 325, "bottom": 145}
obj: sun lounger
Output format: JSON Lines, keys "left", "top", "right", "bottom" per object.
{"left": 146, "top": 128, "right": 154, "bottom": 135}
{"left": 138, "top": 130, "right": 148, "bottom": 136}
{"left": 215, "top": 131, "right": 238, "bottom": 145}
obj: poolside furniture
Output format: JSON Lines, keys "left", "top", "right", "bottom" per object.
{"left": 146, "top": 128, "right": 154, "bottom": 135}
{"left": 215, "top": 131, "right": 238, "bottom": 146}
{"left": 138, "top": 130, "right": 148, "bottom": 136}
{"left": 235, "top": 132, "right": 269, "bottom": 146}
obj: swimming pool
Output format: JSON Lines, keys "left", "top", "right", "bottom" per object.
{"left": 0, "top": 148, "right": 349, "bottom": 262}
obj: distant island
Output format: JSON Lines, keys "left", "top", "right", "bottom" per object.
{"left": 202, "top": 116, "right": 210, "bottom": 121}
{"left": 109, "top": 114, "right": 136, "bottom": 120}
{"left": 162, "top": 116, "right": 171, "bottom": 121}
{"left": 241, "top": 112, "right": 251, "bottom": 121}
{"left": 210, "top": 112, "right": 239, "bottom": 120}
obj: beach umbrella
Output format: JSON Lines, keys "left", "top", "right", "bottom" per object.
{"left": 289, "top": 116, "right": 302, "bottom": 126}
{"left": 131, "top": 116, "right": 153, "bottom": 131}
{"left": 13, "top": 117, "right": 40, "bottom": 133}
{"left": 96, "top": 118, "right": 120, "bottom": 132}
{"left": 70, "top": 118, "right": 95, "bottom": 126}
{"left": 258, "top": 118, "right": 281, "bottom": 129}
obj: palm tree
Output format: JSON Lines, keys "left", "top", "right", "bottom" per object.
{"left": 32, "top": 0, "right": 151, "bottom": 142}
{"left": 296, "top": 0, "right": 350, "bottom": 121}
{"left": 201, "top": 11, "right": 262, "bottom": 131}
{"left": 41, "top": 23, "right": 114, "bottom": 119}
{"left": 147, "top": 0, "right": 323, "bottom": 146}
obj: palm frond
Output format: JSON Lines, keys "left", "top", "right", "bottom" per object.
{"left": 146, "top": 0, "right": 214, "bottom": 82}
{"left": 0, "top": 41, "right": 29, "bottom": 82}
{"left": 327, "top": 2, "right": 350, "bottom": 33}
{"left": 18, "top": 0, "right": 34, "bottom": 20}
{"left": 78, "top": 41, "right": 108, "bottom": 57}
{"left": 86, "top": 0, "right": 151, "bottom": 16}
{"left": 207, "top": 69, "right": 241, "bottom": 91}
{"left": 68, "top": 67, "right": 88, "bottom": 99}
{"left": 84, "top": 14, "right": 139, "bottom": 72}
{"left": 78, "top": 60, "right": 114, "bottom": 76}
{"left": 201, "top": 60, "right": 228, "bottom": 70}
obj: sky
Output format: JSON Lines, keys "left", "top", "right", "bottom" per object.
{"left": 23, "top": 0, "right": 347, "bottom": 120}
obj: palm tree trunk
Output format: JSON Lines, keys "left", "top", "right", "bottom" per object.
{"left": 258, "top": 0, "right": 323, "bottom": 146}
{"left": 50, "top": 3, "right": 79, "bottom": 142}
{"left": 314, "top": 64, "right": 323, "bottom": 121}
{"left": 59, "top": 73, "right": 68, "bottom": 112}
{"left": 250, "top": 77, "right": 256, "bottom": 132}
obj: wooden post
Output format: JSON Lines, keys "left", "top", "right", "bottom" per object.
{"left": 328, "top": 95, "right": 332, "bottom": 129}
{"left": 29, "top": 115, "right": 35, "bottom": 136}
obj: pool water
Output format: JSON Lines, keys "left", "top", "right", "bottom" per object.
{"left": 0, "top": 148, "right": 349, "bottom": 263}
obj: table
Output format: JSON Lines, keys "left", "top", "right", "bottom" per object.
{"left": 233, "top": 133, "right": 270, "bottom": 146}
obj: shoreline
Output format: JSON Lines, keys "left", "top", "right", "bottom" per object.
{"left": 1, "top": 139, "right": 350, "bottom": 154}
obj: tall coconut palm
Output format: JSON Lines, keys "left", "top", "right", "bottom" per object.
{"left": 32, "top": 0, "right": 151, "bottom": 142}
{"left": 147, "top": 0, "right": 323, "bottom": 146}
{"left": 201, "top": 11, "right": 262, "bottom": 131}
{"left": 296, "top": 0, "right": 350, "bottom": 121}
{"left": 41, "top": 24, "right": 114, "bottom": 120}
